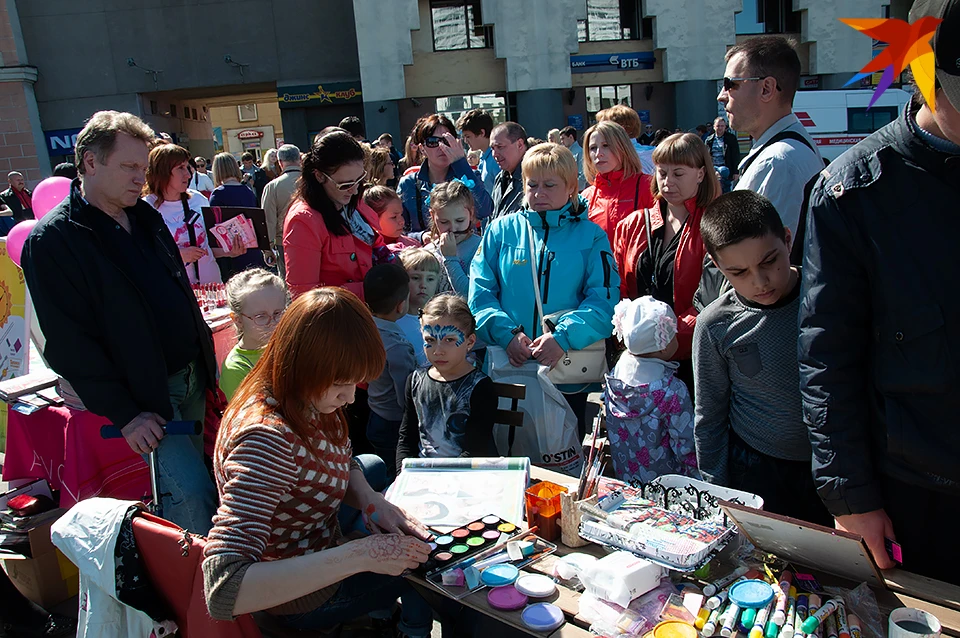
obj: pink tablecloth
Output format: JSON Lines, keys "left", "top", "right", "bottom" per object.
{"left": 1, "top": 405, "right": 149, "bottom": 507}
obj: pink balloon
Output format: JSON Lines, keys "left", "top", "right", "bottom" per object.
{"left": 6, "top": 219, "right": 37, "bottom": 268}
{"left": 31, "top": 176, "right": 72, "bottom": 219}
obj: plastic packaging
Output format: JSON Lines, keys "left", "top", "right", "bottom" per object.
{"left": 582, "top": 551, "right": 663, "bottom": 608}
{"left": 824, "top": 583, "right": 885, "bottom": 638}
{"left": 581, "top": 579, "right": 679, "bottom": 637}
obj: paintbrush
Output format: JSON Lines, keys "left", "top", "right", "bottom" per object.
{"left": 579, "top": 419, "right": 601, "bottom": 499}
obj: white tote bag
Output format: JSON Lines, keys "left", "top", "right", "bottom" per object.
{"left": 487, "top": 346, "right": 584, "bottom": 477}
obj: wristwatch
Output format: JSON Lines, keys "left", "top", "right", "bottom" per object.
{"left": 511, "top": 325, "right": 525, "bottom": 336}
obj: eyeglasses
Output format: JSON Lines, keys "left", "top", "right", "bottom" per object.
{"left": 241, "top": 309, "right": 285, "bottom": 327}
{"left": 320, "top": 170, "right": 367, "bottom": 191}
{"left": 722, "top": 76, "right": 782, "bottom": 92}
{"left": 423, "top": 136, "right": 450, "bottom": 148}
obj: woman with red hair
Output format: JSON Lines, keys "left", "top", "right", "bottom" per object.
{"left": 202, "top": 287, "right": 439, "bottom": 635}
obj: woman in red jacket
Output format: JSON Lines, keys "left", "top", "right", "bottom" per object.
{"left": 283, "top": 130, "right": 386, "bottom": 300}
{"left": 613, "top": 133, "right": 720, "bottom": 388}
{"left": 582, "top": 120, "right": 655, "bottom": 246}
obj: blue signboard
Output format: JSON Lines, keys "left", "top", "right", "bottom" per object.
{"left": 44, "top": 127, "right": 83, "bottom": 155}
{"left": 570, "top": 52, "right": 655, "bottom": 74}
{"left": 567, "top": 114, "right": 584, "bottom": 130}
{"left": 637, "top": 110, "right": 651, "bottom": 123}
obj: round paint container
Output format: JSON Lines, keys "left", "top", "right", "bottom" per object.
{"left": 450, "top": 544, "right": 470, "bottom": 554}
{"left": 435, "top": 535, "right": 454, "bottom": 548}
{"left": 652, "top": 621, "right": 699, "bottom": 638}
{"left": 434, "top": 552, "right": 453, "bottom": 563}
{"left": 521, "top": 603, "right": 565, "bottom": 632}
{"left": 466, "top": 536, "right": 485, "bottom": 547}
{"left": 497, "top": 522, "right": 517, "bottom": 534}
{"left": 467, "top": 521, "right": 486, "bottom": 533}
{"left": 482, "top": 515, "right": 501, "bottom": 528}
{"left": 728, "top": 580, "right": 775, "bottom": 609}
{"left": 487, "top": 585, "right": 529, "bottom": 611}
{"left": 482, "top": 530, "right": 501, "bottom": 541}
{"left": 451, "top": 529, "right": 470, "bottom": 539}
{"left": 515, "top": 573, "right": 557, "bottom": 598}
{"left": 481, "top": 563, "right": 520, "bottom": 587}
{"left": 427, "top": 542, "right": 438, "bottom": 552}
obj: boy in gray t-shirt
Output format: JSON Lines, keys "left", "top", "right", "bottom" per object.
{"left": 693, "top": 190, "right": 830, "bottom": 525}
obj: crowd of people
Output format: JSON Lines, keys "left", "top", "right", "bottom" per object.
{"left": 8, "top": 7, "right": 960, "bottom": 633}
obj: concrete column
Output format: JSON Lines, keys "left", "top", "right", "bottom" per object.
{"left": 793, "top": 0, "right": 889, "bottom": 75}
{"left": 675, "top": 80, "right": 722, "bottom": 132}
{"left": 363, "top": 100, "right": 402, "bottom": 146}
{"left": 352, "top": 0, "right": 419, "bottom": 102}
{"left": 515, "top": 89, "right": 565, "bottom": 139}
{"left": 643, "top": 0, "right": 742, "bottom": 82}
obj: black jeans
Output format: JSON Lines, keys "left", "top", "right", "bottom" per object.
{"left": 563, "top": 391, "right": 589, "bottom": 441}
{"left": 727, "top": 429, "right": 833, "bottom": 527}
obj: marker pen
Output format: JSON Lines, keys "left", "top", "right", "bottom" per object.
{"left": 772, "top": 571, "right": 793, "bottom": 626}
{"left": 705, "top": 589, "right": 730, "bottom": 611}
{"left": 720, "top": 602, "right": 742, "bottom": 638}
{"left": 749, "top": 601, "right": 774, "bottom": 638}
{"left": 824, "top": 613, "right": 839, "bottom": 638}
{"left": 781, "top": 586, "right": 798, "bottom": 637}
{"left": 741, "top": 607, "right": 758, "bottom": 633}
{"left": 793, "top": 594, "right": 809, "bottom": 638}
{"left": 800, "top": 597, "right": 842, "bottom": 634}
{"left": 703, "top": 604, "right": 725, "bottom": 636}
{"left": 807, "top": 595, "right": 823, "bottom": 638}
{"left": 835, "top": 602, "right": 851, "bottom": 638}
{"left": 847, "top": 614, "right": 862, "bottom": 638}
{"left": 696, "top": 608, "right": 712, "bottom": 630}
{"left": 704, "top": 566, "right": 750, "bottom": 597}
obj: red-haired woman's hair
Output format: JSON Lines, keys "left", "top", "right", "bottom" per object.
{"left": 221, "top": 287, "right": 386, "bottom": 448}
{"left": 144, "top": 143, "right": 191, "bottom": 206}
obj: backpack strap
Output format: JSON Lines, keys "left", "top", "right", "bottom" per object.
{"left": 180, "top": 194, "right": 201, "bottom": 281}
{"left": 739, "top": 130, "right": 817, "bottom": 176}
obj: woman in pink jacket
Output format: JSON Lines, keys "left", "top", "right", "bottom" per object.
{"left": 283, "top": 129, "right": 386, "bottom": 300}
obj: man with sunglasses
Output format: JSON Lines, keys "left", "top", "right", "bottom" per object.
{"left": 696, "top": 36, "right": 823, "bottom": 310}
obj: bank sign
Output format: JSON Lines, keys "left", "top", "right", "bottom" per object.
{"left": 277, "top": 82, "right": 363, "bottom": 108}
{"left": 44, "top": 127, "right": 83, "bottom": 155}
{"left": 570, "top": 52, "right": 655, "bottom": 74}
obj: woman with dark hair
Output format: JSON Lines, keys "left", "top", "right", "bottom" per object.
{"left": 282, "top": 130, "right": 386, "bottom": 300}
{"left": 397, "top": 114, "right": 492, "bottom": 236}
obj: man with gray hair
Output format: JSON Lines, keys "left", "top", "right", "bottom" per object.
{"left": 0, "top": 171, "right": 33, "bottom": 222}
{"left": 260, "top": 143, "right": 301, "bottom": 277}
{"left": 489, "top": 122, "right": 529, "bottom": 220}
{"left": 21, "top": 111, "right": 219, "bottom": 534}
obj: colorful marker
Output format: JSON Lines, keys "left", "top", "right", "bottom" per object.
{"left": 703, "top": 604, "right": 725, "bottom": 636}
{"left": 772, "top": 572, "right": 793, "bottom": 626}
{"left": 847, "top": 614, "right": 862, "bottom": 638}
{"left": 835, "top": 602, "right": 851, "bottom": 638}
{"left": 704, "top": 566, "right": 750, "bottom": 597}
{"left": 696, "top": 608, "right": 712, "bottom": 630}
{"left": 706, "top": 589, "right": 730, "bottom": 611}
{"left": 749, "top": 601, "right": 774, "bottom": 638}
{"left": 781, "top": 586, "right": 798, "bottom": 637}
{"left": 741, "top": 607, "right": 758, "bottom": 632}
{"left": 807, "top": 595, "right": 823, "bottom": 638}
{"left": 800, "top": 597, "right": 842, "bottom": 634}
{"left": 720, "top": 603, "right": 742, "bottom": 638}
{"left": 793, "top": 594, "right": 809, "bottom": 638}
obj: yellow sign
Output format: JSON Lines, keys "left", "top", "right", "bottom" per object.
{"left": 0, "top": 239, "right": 29, "bottom": 452}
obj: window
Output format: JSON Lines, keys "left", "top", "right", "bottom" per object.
{"left": 847, "top": 106, "right": 898, "bottom": 134}
{"left": 170, "top": 104, "right": 177, "bottom": 118}
{"left": 191, "top": 108, "right": 198, "bottom": 120}
{"left": 436, "top": 93, "right": 507, "bottom": 129}
{"left": 150, "top": 100, "right": 158, "bottom": 115}
{"left": 238, "top": 104, "right": 258, "bottom": 122}
{"left": 430, "top": 0, "right": 492, "bottom": 51}
{"left": 577, "top": 0, "right": 651, "bottom": 42}
{"left": 585, "top": 85, "right": 632, "bottom": 122}
{"left": 736, "top": 0, "right": 800, "bottom": 35}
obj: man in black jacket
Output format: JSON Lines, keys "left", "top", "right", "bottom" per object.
{"left": 0, "top": 171, "right": 33, "bottom": 222}
{"left": 22, "top": 110, "right": 219, "bottom": 534}
{"left": 799, "top": 0, "right": 960, "bottom": 583}
{"left": 703, "top": 117, "right": 740, "bottom": 193}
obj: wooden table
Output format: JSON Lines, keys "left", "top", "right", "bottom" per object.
{"left": 409, "top": 466, "right": 960, "bottom": 637}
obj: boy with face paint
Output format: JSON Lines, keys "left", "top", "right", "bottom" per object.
{"left": 395, "top": 294, "right": 497, "bottom": 475}
{"left": 692, "top": 191, "right": 831, "bottom": 525}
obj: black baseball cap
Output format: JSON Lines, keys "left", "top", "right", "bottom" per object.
{"left": 910, "top": 0, "right": 960, "bottom": 111}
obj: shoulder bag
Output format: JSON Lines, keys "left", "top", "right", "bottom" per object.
{"left": 526, "top": 220, "right": 607, "bottom": 385}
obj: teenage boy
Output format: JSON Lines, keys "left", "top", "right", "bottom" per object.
{"left": 364, "top": 263, "right": 417, "bottom": 480}
{"left": 397, "top": 248, "right": 441, "bottom": 366}
{"left": 456, "top": 109, "right": 499, "bottom": 194}
{"left": 692, "top": 190, "right": 830, "bottom": 525}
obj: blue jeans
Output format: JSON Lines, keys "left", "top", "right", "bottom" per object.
{"left": 147, "top": 361, "right": 218, "bottom": 534}
{"left": 366, "top": 412, "right": 402, "bottom": 482}
{"left": 337, "top": 453, "right": 388, "bottom": 535}
{"left": 717, "top": 166, "right": 733, "bottom": 193}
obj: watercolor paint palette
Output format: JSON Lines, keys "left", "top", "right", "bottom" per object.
{"left": 420, "top": 516, "right": 557, "bottom": 600}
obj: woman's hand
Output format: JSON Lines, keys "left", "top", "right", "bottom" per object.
{"left": 507, "top": 332, "right": 534, "bottom": 367}
{"left": 361, "top": 493, "right": 432, "bottom": 540}
{"left": 179, "top": 246, "right": 207, "bottom": 264}
{"left": 346, "top": 534, "right": 432, "bottom": 576}
{"left": 438, "top": 232, "right": 458, "bottom": 257}
{"left": 438, "top": 132, "right": 466, "bottom": 163}
{"left": 531, "top": 332, "right": 565, "bottom": 369}
{"left": 213, "top": 235, "right": 247, "bottom": 259}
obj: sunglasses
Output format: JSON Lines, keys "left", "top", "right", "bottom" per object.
{"left": 241, "top": 309, "right": 285, "bottom": 327}
{"left": 320, "top": 170, "right": 367, "bottom": 191}
{"left": 722, "top": 76, "right": 782, "bottom": 92}
{"left": 423, "top": 136, "right": 450, "bottom": 148}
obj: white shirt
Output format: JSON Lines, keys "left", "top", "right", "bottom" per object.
{"left": 632, "top": 140, "right": 656, "bottom": 176}
{"left": 143, "top": 189, "right": 222, "bottom": 284}
{"left": 735, "top": 113, "right": 824, "bottom": 235}
{"left": 191, "top": 171, "right": 214, "bottom": 193}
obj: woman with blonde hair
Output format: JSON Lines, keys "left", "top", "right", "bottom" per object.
{"left": 260, "top": 148, "right": 279, "bottom": 181}
{"left": 208, "top": 151, "right": 263, "bottom": 279}
{"left": 581, "top": 120, "right": 655, "bottom": 247}
{"left": 612, "top": 132, "right": 720, "bottom": 387}
{"left": 367, "top": 146, "right": 396, "bottom": 186}
{"left": 547, "top": 128, "right": 561, "bottom": 145}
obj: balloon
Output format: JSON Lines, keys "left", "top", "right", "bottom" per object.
{"left": 6, "top": 219, "right": 37, "bottom": 268}
{"left": 31, "top": 176, "right": 72, "bottom": 219}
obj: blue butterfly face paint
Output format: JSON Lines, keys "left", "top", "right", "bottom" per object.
{"left": 422, "top": 323, "right": 466, "bottom": 348}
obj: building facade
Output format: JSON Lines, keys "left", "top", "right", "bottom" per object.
{"left": 2, "top": 0, "right": 905, "bottom": 186}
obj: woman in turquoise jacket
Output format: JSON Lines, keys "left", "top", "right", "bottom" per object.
{"left": 469, "top": 143, "right": 620, "bottom": 437}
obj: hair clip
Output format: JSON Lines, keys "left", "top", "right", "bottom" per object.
{"left": 424, "top": 194, "right": 431, "bottom": 207}
{"left": 453, "top": 176, "right": 475, "bottom": 189}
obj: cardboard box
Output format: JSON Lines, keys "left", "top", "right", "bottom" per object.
{"left": 0, "top": 503, "right": 79, "bottom": 608}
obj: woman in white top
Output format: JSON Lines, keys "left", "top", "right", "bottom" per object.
{"left": 143, "top": 144, "right": 244, "bottom": 284}
{"left": 190, "top": 156, "right": 215, "bottom": 196}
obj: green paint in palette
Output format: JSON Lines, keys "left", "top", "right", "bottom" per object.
{"left": 450, "top": 544, "right": 470, "bottom": 554}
